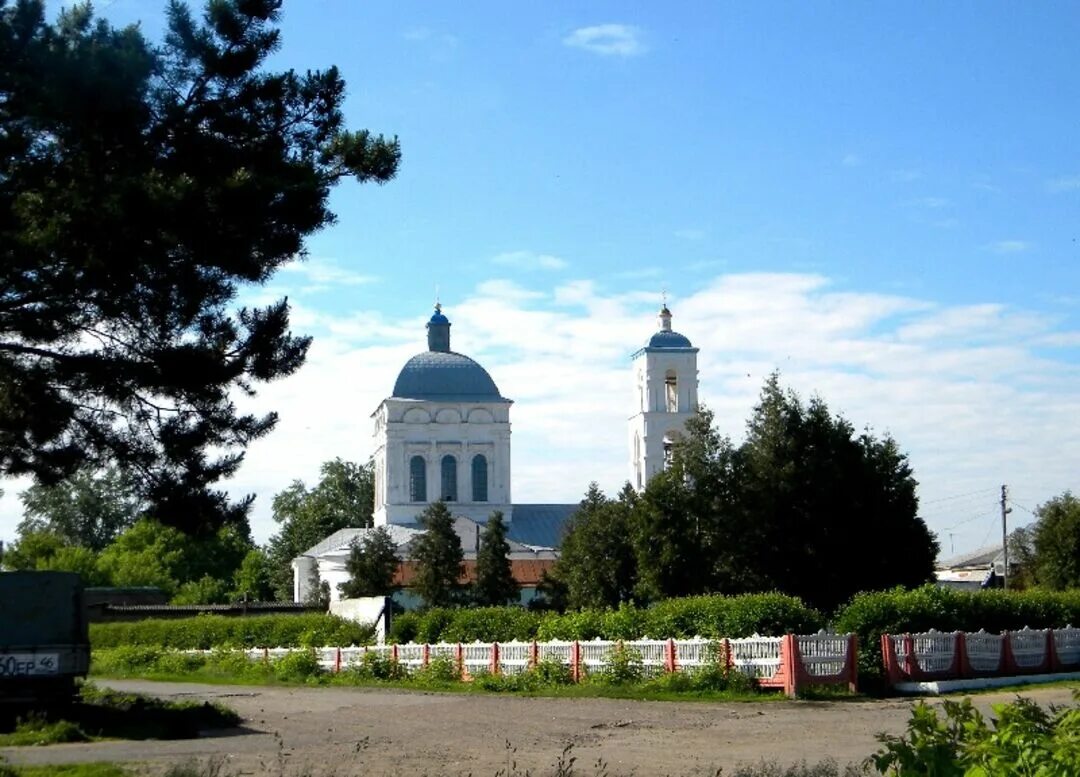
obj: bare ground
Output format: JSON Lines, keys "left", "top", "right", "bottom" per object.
{"left": 2, "top": 680, "right": 1077, "bottom": 776}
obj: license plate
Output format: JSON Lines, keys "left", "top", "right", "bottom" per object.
{"left": 0, "top": 653, "right": 60, "bottom": 677}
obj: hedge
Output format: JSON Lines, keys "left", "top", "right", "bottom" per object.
{"left": 833, "top": 584, "right": 1080, "bottom": 689}
{"left": 90, "top": 613, "right": 375, "bottom": 650}
{"left": 388, "top": 593, "right": 824, "bottom": 644}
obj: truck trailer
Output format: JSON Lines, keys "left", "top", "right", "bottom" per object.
{"left": 0, "top": 571, "right": 90, "bottom": 704}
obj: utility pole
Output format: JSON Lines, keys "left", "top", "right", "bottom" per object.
{"left": 1001, "top": 484, "right": 1012, "bottom": 590}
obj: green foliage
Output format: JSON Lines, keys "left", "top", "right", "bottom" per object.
{"left": 413, "top": 655, "right": 459, "bottom": 684}
{"left": 559, "top": 376, "right": 936, "bottom": 611}
{"left": 266, "top": 459, "right": 375, "bottom": 599}
{"left": 17, "top": 468, "right": 141, "bottom": 551}
{"left": 94, "top": 518, "right": 251, "bottom": 599}
{"left": 0, "top": 715, "right": 89, "bottom": 747}
{"left": 272, "top": 649, "right": 323, "bottom": 683}
{"left": 870, "top": 696, "right": 1080, "bottom": 776}
{"left": 339, "top": 525, "right": 399, "bottom": 599}
{"left": 411, "top": 501, "right": 465, "bottom": 608}
{"left": 90, "top": 613, "right": 373, "bottom": 649}
{"left": 172, "top": 575, "right": 232, "bottom": 605}
{"left": 595, "top": 644, "right": 644, "bottom": 685}
{"left": 1030, "top": 492, "right": 1080, "bottom": 590}
{"left": 834, "top": 584, "right": 1080, "bottom": 690}
{"left": 388, "top": 593, "right": 822, "bottom": 644}
{"left": 344, "top": 651, "right": 407, "bottom": 682}
{"left": 1, "top": 529, "right": 68, "bottom": 572}
{"left": 0, "top": 1, "right": 398, "bottom": 533}
{"left": 554, "top": 483, "right": 638, "bottom": 609}
{"left": 231, "top": 549, "right": 274, "bottom": 601}
{"left": 472, "top": 511, "right": 519, "bottom": 606}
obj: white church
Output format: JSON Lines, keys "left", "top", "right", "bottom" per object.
{"left": 293, "top": 302, "right": 699, "bottom": 603}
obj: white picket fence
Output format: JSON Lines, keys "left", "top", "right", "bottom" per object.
{"left": 188, "top": 631, "right": 857, "bottom": 697}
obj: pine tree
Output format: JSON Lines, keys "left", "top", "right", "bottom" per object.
{"left": 472, "top": 512, "right": 518, "bottom": 606}
{"left": 410, "top": 502, "right": 464, "bottom": 608}
{"left": 0, "top": 1, "right": 399, "bottom": 533}
{"left": 339, "top": 526, "right": 400, "bottom": 599}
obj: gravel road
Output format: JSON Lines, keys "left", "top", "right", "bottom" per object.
{"left": 2, "top": 680, "right": 1076, "bottom": 776}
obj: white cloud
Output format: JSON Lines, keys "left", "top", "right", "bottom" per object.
{"left": 987, "top": 240, "right": 1030, "bottom": 254}
{"left": 841, "top": 154, "right": 862, "bottom": 167}
{"left": 905, "top": 196, "right": 950, "bottom": 209}
{"left": 1047, "top": 175, "right": 1080, "bottom": 193}
{"left": 278, "top": 257, "right": 378, "bottom": 292}
{"left": 563, "top": 24, "right": 645, "bottom": 57}
{"left": 491, "top": 250, "right": 568, "bottom": 271}
{"left": 889, "top": 169, "right": 922, "bottom": 182}
{"left": 3, "top": 272, "right": 1077, "bottom": 561}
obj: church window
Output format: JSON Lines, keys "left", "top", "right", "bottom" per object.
{"left": 441, "top": 455, "right": 458, "bottom": 502}
{"left": 472, "top": 454, "right": 488, "bottom": 502}
{"left": 409, "top": 456, "right": 426, "bottom": 502}
{"left": 665, "top": 370, "right": 678, "bottom": 412}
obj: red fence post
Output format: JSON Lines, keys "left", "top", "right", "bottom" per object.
{"left": 1049, "top": 629, "right": 1060, "bottom": 672}
{"left": 391, "top": 643, "right": 399, "bottom": 666}
{"left": 956, "top": 632, "right": 969, "bottom": 679}
{"left": 664, "top": 639, "right": 675, "bottom": 673}
{"left": 530, "top": 640, "right": 539, "bottom": 670}
{"left": 422, "top": 643, "right": 430, "bottom": 668}
{"left": 334, "top": 647, "right": 342, "bottom": 673}
{"left": 847, "top": 634, "right": 858, "bottom": 693}
{"left": 789, "top": 634, "right": 803, "bottom": 698}
{"left": 456, "top": 643, "right": 464, "bottom": 680}
{"left": 491, "top": 642, "right": 500, "bottom": 675}
{"left": 723, "top": 638, "right": 733, "bottom": 671}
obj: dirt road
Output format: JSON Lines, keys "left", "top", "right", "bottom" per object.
{"left": 2, "top": 680, "right": 1077, "bottom": 776}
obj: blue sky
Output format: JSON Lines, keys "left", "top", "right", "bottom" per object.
{"left": 4, "top": 0, "right": 1078, "bottom": 557}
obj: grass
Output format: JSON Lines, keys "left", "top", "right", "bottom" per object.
{"left": 0, "top": 766, "right": 130, "bottom": 777}
{"left": 0, "top": 682, "right": 239, "bottom": 747}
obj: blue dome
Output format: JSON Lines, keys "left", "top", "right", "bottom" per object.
{"left": 392, "top": 351, "right": 505, "bottom": 401}
{"left": 429, "top": 310, "right": 449, "bottom": 325}
{"left": 648, "top": 330, "right": 693, "bottom": 348}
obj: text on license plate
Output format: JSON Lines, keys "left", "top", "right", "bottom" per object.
{"left": 0, "top": 653, "right": 60, "bottom": 676}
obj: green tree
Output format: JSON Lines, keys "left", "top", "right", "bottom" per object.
{"left": 1, "top": 528, "right": 67, "bottom": 572}
{"left": 96, "top": 517, "right": 251, "bottom": 599}
{"left": 265, "top": 458, "right": 375, "bottom": 599}
{"left": 231, "top": 548, "right": 274, "bottom": 601}
{"left": 410, "top": 501, "right": 463, "bottom": 608}
{"left": 339, "top": 526, "right": 400, "bottom": 599}
{"left": 556, "top": 484, "right": 638, "bottom": 609}
{"left": 18, "top": 467, "right": 142, "bottom": 551}
{"left": 729, "top": 374, "right": 937, "bottom": 609}
{"left": 472, "top": 511, "right": 519, "bottom": 606}
{"left": 0, "top": 1, "right": 399, "bottom": 534}
{"left": 1030, "top": 492, "right": 1080, "bottom": 590}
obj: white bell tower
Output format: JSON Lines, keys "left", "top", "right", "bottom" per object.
{"left": 628, "top": 304, "right": 699, "bottom": 490}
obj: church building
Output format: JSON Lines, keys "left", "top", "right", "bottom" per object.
{"left": 293, "top": 302, "right": 698, "bottom": 604}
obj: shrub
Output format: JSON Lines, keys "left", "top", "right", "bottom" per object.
{"left": 388, "top": 611, "right": 420, "bottom": 643}
{"left": 272, "top": 649, "right": 323, "bottom": 683}
{"left": 870, "top": 696, "right": 1080, "bottom": 776}
{"left": 413, "top": 655, "right": 459, "bottom": 684}
{"left": 532, "top": 657, "right": 574, "bottom": 686}
{"left": 595, "top": 645, "right": 644, "bottom": 686}
{"left": 833, "top": 585, "right": 1080, "bottom": 691}
{"left": 91, "top": 613, "right": 374, "bottom": 650}
{"left": 344, "top": 651, "right": 407, "bottom": 682}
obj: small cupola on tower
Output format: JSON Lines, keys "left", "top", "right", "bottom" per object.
{"left": 426, "top": 303, "right": 451, "bottom": 352}
{"left": 658, "top": 305, "right": 673, "bottom": 332}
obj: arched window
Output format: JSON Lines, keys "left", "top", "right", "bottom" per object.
{"left": 472, "top": 454, "right": 488, "bottom": 502}
{"left": 409, "top": 456, "right": 426, "bottom": 502}
{"left": 665, "top": 370, "right": 678, "bottom": 412}
{"left": 441, "top": 455, "right": 458, "bottom": 502}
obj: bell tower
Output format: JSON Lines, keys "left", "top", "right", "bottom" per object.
{"left": 628, "top": 304, "right": 699, "bottom": 490}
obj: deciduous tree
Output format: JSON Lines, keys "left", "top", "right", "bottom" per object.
{"left": 266, "top": 458, "right": 374, "bottom": 599}
{"left": 339, "top": 526, "right": 400, "bottom": 599}
{"left": 556, "top": 484, "right": 637, "bottom": 609}
{"left": 18, "top": 467, "right": 142, "bottom": 551}
{"left": 0, "top": 1, "right": 399, "bottom": 533}
{"left": 1030, "top": 492, "right": 1080, "bottom": 590}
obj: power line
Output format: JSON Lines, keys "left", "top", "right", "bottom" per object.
{"left": 921, "top": 487, "right": 999, "bottom": 507}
